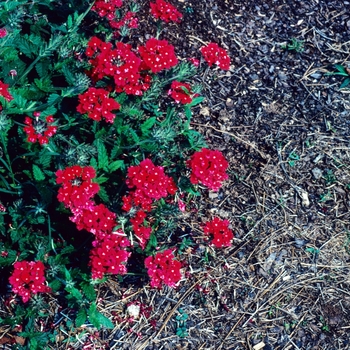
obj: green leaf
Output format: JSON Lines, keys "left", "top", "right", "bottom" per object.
{"left": 76, "top": 308, "right": 87, "bottom": 327}
{"left": 141, "top": 117, "right": 157, "bottom": 136}
{"left": 88, "top": 303, "right": 114, "bottom": 329}
{"left": 108, "top": 160, "right": 124, "bottom": 172}
{"left": 49, "top": 279, "right": 62, "bottom": 292}
{"left": 97, "top": 186, "right": 110, "bottom": 202}
{"left": 187, "top": 96, "right": 204, "bottom": 107}
{"left": 334, "top": 64, "right": 347, "bottom": 75}
{"left": 95, "top": 176, "right": 108, "bottom": 184}
{"left": 96, "top": 140, "right": 109, "bottom": 170}
{"left": 81, "top": 283, "right": 96, "bottom": 302}
{"left": 66, "top": 286, "right": 83, "bottom": 301}
{"left": 340, "top": 77, "right": 350, "bottom": 89}
{"left": 47, "top": 93, "right": 61, "bottom": 105}
{"left": 32, "top": 164, "right": 45, "bottom": 181}
{"left": 40, "top": 106, "right": 57, "bottom": 118}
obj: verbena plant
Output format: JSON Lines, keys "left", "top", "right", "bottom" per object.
{"left": 0, "top": 0, "right": 233, "bottom": 347}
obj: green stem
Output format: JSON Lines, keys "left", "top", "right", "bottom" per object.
{"left": 0, "top": 133, "right": 15, "bottom": 185}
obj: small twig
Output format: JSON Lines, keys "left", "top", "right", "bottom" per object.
{"left": 190, "top": 122, "right": 269, "bottom": 160}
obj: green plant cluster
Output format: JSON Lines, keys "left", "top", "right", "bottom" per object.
{"left": 0, "top": 0, "right": 224, "bottom": 347}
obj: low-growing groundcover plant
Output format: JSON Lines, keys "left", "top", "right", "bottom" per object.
{"left": 0, "top": 0, "right": 233, "bottom": 347}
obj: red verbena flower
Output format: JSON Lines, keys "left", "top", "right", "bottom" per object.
{"left": 122, "top": 159, "right": 177, "bottom": 212}
{"left": 0, "top": 80, "right": 13, "bottom": 111}
{"left": 150, "top": 0, "right": 182, "bottom": 23}
{"left": 0, "top": 28, "right": 7, "bottom": 38}
{"left": 144, "top": 250, "right": 182, "bottom": 288}
{"left": 90, "top": 231, "right": 131, "bottom": 279}
{"left": 9, "top": 261, "right": 51, "bottom": 303}
{"left": 168, "top": 80, "right": 196, "bottom": 104}
{"left": 188, "top": 57, "right": 200, "bottom": 67}
{"left": 56, "top": 165, "right": 100, "bottom": 209}
{"left": 200, "top": 43, "right": 231, "bottom": 70}
{"left": 203, "top": 217, "right": 234, "bottom": 248}
{"left": 110, "top": 11, "right": 138, "bottom": 31}
{"left": 187, "top": 148, "right": 229, "bottom": 191}
{"left": 138, "top": 38, "right": 178, "bottom": 73}
{"left": 70, "top": 203, "right": 118, "bottom": 239}
{"left": 23, "top": 114, "right": 57, "bottom": 145}
{"left": 85, "top": 38, "right": 149, "bottom": 96}
{"left": 130, "top": 210, "right": 152, "bottom": 250}
{"left": 92, "top": 0, "right": 123, "bottom": 20}
{"left": 77, "top": 87, "right": 120, "bottom": 123}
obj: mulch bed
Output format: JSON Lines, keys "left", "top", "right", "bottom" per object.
{"left": 1, "top": 0, "right": 350, "bottom": 349}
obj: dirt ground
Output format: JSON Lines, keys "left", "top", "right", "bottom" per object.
{"left": 2, "top": 0, "right": 350, "bottom": 349}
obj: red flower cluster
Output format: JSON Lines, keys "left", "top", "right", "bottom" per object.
{"left": 86, "top": 37, "right": 150, "bottom": 95}
{"left": 130, "top": 210, "right": 152, "bottom": 250}
{"left": 90, "top": 231, "right": 131, "bottom": 279}
{"left": 138, "top": 38, "right": 178, "bottom": 73}
{"left": 70, "top": 204, "right": 117, "bottom": 238}
{"left": 0, "top": 80, "right": 13, "bottom": 110}
{"left": 110, "top": 11, "right": 138, "bottom": 31}
{"left": 56, "top": 166, "right": 131, "bottom": 279}
{"left": 203, "top": 217, "right": 233, "bottom": 248}
{"left": 201, "top": 43, "right": 231, "bottom": 70}
{"left": 56, "top": 165, "right": 100, "bottom": 209}
{"left": 0, "top": 28, "right": 7, "bottom": 38}
{"left": 168, "top": 80, "right": 196, "bottom": 104}
{"left": 122, "top": 159, "right": 177, "bottom": 212}
{"left": 144, "top": 250, "right": 182, "bottom": 288}
{"left": 92, "top": 0, "right": 123, "bottom": 20}
{"left": 9, "top": 261, "right": 51, "bottom": 303}
{"left": 24, "top": 114, "right": 57, "bottom": 145}
{"left": 150, "top": 0, "right": 183, "bottom": 23}
{"left": 187, "top": 148, "right": 229, "bottom": 191}
{"left": 77, "top": 87, "right": 120, "bottom": 123}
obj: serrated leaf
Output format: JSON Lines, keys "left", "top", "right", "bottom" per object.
{"left": 90, "top": 157, "right": 97, "bottom": 168}
{"left": 76, "top": 308, "right": 87, "bottom": 327}
{"left": 95, "top": 176, "right": 108, "bottom": 184}
{"left": 33, "top": 164, "right": 45, "bottom": 181}
{"left": 66, "top": 286, "right": 83, "bottom": 301}
{"left": 49, "top": 279, "right": 62, "bottom": 292}
{"left": 97, "top": 186, "right": 109, "bottom": 202}
{"left": 141, "top": 117, "right": 156, "bottom": 136}
{"left": 47, "top": 93, "right": 61, "bottom": 105}
{"left": 88, "top": 303, "right": 113, "bottom": 329}
{"left": 40, "top": 106, "right": 57, "bottom": 118}
{"left": 81, "top": 283, "right": 96, "bottom": 302}
{"left": 96, "top": 140, "right": 109, "bottom": 170}
{"left": 108, "top": 160, "right": 124, "bottom": 172}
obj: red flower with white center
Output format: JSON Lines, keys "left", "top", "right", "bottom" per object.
{"left": 56, "top": 165, "right": 100, "bottom": 210}
{"left": 187, "top": 148, "right": 229, "bottom": 191}
{"left": 150, "top": 0, "right": 183, "bottom": 23}
{"left": 0, "top": 80, "right": 13, "bottom": 111}
{"left": 92, "top": 0, "right": 123, "bottom": 20}
{"left": 23, "top": 114, "right": 57, "bottom": 145}
{"left": 200, "top": 43, "right": 231, "bottom": 70}
{"left": 203, "top": 217, "right": 234, "bottom": 248}
{"left": 130, "top": 210, "right": 152, "bottom": 250}
{"left": 144, "top": 250, "right": 182, "bottom": 288}
{"left": 9, "top": 261, "right": 51, "bottom": 303}
{"left": 138, "top": 38, "right": 178, "bottom": 73}
{"left": 90, "top": 231, "right": 131, "bottom": 279}
{"left": 122, "top": 159, "right": 177, "bottom": 212}
{"left": 77, "top": 87, "right": 120, "bottom": 123}
{"left": 168, "top": 80, "right": 197, "bottom": 104}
